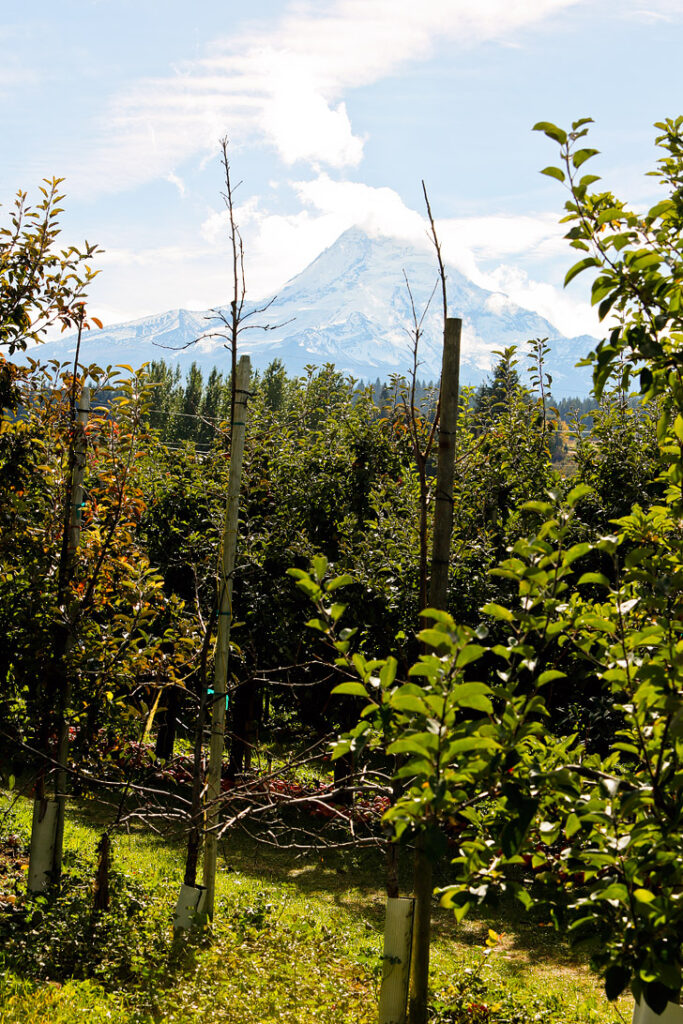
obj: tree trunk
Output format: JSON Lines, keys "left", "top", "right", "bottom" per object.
{"left": 155, "top": 685, "right": 181, "bottom": 761}
{"left": 333, "top": 750, "right": 354, "bottom": 806}
{"left": 92, "top": 833, "right": 110, "bottom": 912}
{"left": 228, "top": 678, "right": 259, "bottom": 776}
{"left": 408, "top": 837, "right": 433, "bottom": 1024}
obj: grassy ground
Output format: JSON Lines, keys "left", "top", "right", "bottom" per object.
{"left": 0, "top": 792, "right": 630, "bottom": 1024}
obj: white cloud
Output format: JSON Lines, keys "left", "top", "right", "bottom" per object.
{"left": 481, "top": 265, "right": 599, "bottom": 337}
{"left": 73, "top": 0, "right": 582, "bottom": 194}
{"left": 626, "top": 8, "right": 671, "bottom": 19}
{"left": 196, "top": 173, "right": 598, "bottom": 337}
{"left": 90, "top": 165, "right": 598, "bottom": 338}
{"left": 165, "top": 171, "right": 186, "bottom": 197}
{"left": 293, "top": 173, "right": 428, "bottom": 241}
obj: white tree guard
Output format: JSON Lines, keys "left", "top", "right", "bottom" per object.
{"left": 173, "top": 883, "right": 208, "bottom": 932}
{"left": 27, "top": 799, "right": 59, "bottom": 893}
{"left": 378, "top": 896, "right": 415, "bottom": 1024}
{"left": 634, "top": 1001, "right": 683, "bottom": 1024}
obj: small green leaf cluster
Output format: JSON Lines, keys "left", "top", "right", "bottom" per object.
{"left": 534, "top": 117, "right": 683, "bottom": 411}
{"left": 0, "top": 180, "right": 101, "bottom": 354}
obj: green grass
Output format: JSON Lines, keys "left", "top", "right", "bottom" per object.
{"left": 0, "top": 792, "right": 630, "bottom": 1024}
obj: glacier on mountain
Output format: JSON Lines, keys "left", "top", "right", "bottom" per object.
{"left": 29, "top": 227, "right": 596, "bottom": 394}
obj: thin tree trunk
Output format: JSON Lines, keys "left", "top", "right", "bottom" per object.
{"left": 155, "top": 685, "right": 181, "bottom": 761}
{"left": 408, "top": 836, "right": 433, "bottom": 1024}
{"left": 183, "top": 608, "right": 215, "bottom": 888}
{"left": 29, "top": 386, "right": 90, "bottom": 892}
{"left": 92, "top": 833, "right": 110, "bottom": 912}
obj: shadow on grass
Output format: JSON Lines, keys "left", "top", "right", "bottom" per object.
{"left": 42, "top": 791, "right": 587, "bottom": 979}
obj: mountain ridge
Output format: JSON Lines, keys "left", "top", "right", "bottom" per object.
{"left": 29, "top": 227, "right": 596, "bottom": 393}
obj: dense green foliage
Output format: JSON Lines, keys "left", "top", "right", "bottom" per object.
{"left": 5, "top": 117, "right": 683, "bottom": 1022}
{"left": 294, "top": 115, "right": 683, "bottom": 1018}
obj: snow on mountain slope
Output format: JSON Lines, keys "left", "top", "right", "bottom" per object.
{"left": 31, "top": 227, "right": 596, "bottom": 393}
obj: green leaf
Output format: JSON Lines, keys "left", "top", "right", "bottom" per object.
{"left": 631, "top": 252, "right": 661, "bottom": 271}
{"left": 419, "top": 608, "right": 454, "bottom": 626}
{"left": 633, "top": 888, "right": 656, "bottom": 904}
{"left": 388, "top": 736, "right": 437, "bottom": 757}
{"left": 578, "top": 572, "right": 610, "bottom": 587}
{"left": 643, "top": 983, "right": 673, "bottom": 1016}
{"left": 331, "top": 682, "right": 369, "bottom": 698}
{"left": 521, "top": 500, "right": 554, "bottom": 515}
{"left": 452, "top": 901, "right": 471, "bottom": 924}
{"left": 564, "top": 541, "right": 591, "bottom": 564}
{"left": 481, "top": 602, "right": 514, "bottom": 622}
{"left": 598, "top": 290, "right": 620, "bottom": 320}
{"left": 329, "top": 602, "right": 345, "bottom": 622}
{"left": 451, "top": 681, "right": 492, "bottom": 708}
{"left": 537, "top": 670, "right": 566, "bottom": 686}
{"left": 539, "top": 820, "right": 560, "bottom": 843}
{"left": 564, "top": 257, "right": 600, "bottom": 287}
{"left": 500, "top": 797, "right": 538, "bottom": 857}
{"left": 596, "top": 207, "right": 623, "bottom": 226}
{"left": 380, "top": 657, "right": 398, "bottom": 689}
{"left": 540, "top": 166, "right": 565, "bottom": 182}
{"left": 572, "top": 148, "right": 599, "bottom": 169}
{"left": 647, "top": 199, "right": 674, "bottom": 219}
{"left": 293, "top": 578, "right": 321, "bottom": 599}
{"left": 305, "top": 617, "right": 327, "bottom": 632}
{"left": 326, "top": 574, "right": 353, "bottom": 591}
{"left": 455, "top": 645, "right": 485, "bottom": 669}
{"left": 311, "top": 554, "right": 328, "bottom": 581}
{"left": 595, "top": 883, "right": 628, "bottom": 904}
{"left": 459, "top": 693, "right": 493, "bottom": 713}
{"left": 419, "top": 628, "right": 452, "bottom": 651}
{"left": 533, "top": 121, "right": 568, "bottom": 145}
{"left": 565, "top": 813, "right": 581, "bottom": 838}
{"left": 390, "top": 694, "right": 428, "bottom": 713}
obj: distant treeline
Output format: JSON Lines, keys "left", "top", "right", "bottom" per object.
{"left": 140, "top": 357, "right": 607, "bottom": 447}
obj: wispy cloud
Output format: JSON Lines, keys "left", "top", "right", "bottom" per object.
{"left": 72, "top": 0, "right": 582, "bottom": 195}
{"left": 165, "top": 171, "right": 187, "bottom": 197}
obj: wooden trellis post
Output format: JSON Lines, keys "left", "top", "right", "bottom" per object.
{"left": 408, "top": 317, "right": 461, "bottom": 1024}
{"left": 202, "top": 355, "right": 251, "bottom": 918}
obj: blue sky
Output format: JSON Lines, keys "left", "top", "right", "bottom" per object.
{"left": 3, "top": 0, "right": 682, "bottom": 337}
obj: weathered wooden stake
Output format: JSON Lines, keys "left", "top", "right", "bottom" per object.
{"left": 409, "top": 318, "right": 461, "bottom": 1024}
{"left": 379, "top": 897, "right": 415, "bottom": 1024}
{"left": 202, "top": 355, "right": 251, "bottom": 918}
{"left": 428, "top": 317, "right": 461, "bottom": 610}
